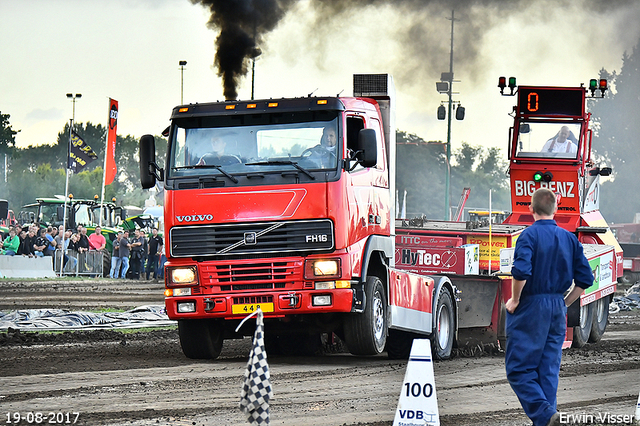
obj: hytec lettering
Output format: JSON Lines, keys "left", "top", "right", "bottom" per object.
{"left": 514, "top": 180, "right": 575, "bottom": 198}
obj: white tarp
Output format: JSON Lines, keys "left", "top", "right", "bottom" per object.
{"left": 0, "top": 305, "right": 176, "bottom": 330}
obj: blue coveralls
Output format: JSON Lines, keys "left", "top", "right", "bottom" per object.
{"left": 506, "top": 220, "right": 593, "bottom": 426}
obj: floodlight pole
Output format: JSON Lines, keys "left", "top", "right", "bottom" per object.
{"left": 444, "top": 9, "right": 455, "bottom": 221}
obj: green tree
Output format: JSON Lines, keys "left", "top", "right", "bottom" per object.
{"left": 451, "top": 142, "right": 510, "bottom": 215}
{"left": 0, "top": 112, "right": 19, "bottom": 155}
{"left": 5, "top": 120, "right": 167, "bottom": 216}
{"left": 589, "top": 37, "right": 640, "bottom": 223}
{"left": 395, "top": 133, "right": 510, "bottom": 220}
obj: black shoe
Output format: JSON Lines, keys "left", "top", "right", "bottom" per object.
{"left": 546, "top": 412, "right": 560, "bottom": 426}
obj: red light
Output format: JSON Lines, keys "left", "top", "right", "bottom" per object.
{"left": 498, "top": 77, "right": 506, "bottom": 89}
{"left": 599, "top": 79, "right": 608, "bottom": 91}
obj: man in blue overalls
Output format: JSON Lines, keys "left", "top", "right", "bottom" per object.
{"left": 505, "top": 188, "right": 593, "bottom": 426}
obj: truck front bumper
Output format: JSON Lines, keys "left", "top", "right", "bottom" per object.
{"left": 165, "top": 288, "right": 355, "bottom": 320}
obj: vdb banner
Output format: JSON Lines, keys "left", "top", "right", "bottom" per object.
{"left": 105, "top": 98, "right": 118, "bottom": 185}
{"left": 68, "top": 131, "right": 98, "bottom": 173}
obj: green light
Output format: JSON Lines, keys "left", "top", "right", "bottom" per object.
{"left": 589, "top": 79, "right": 598, "bottom": 90}
{"left": 533, "top": 171, "right": 543, "bottom": 182}
{"left": 508, "top": 77, "right": 516, "bottom": 88}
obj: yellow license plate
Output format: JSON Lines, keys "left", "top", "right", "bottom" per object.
{"left": 232, "top": 303, "right": 275, "bottom": 315}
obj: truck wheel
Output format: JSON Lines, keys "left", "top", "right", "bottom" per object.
{"left": 571, "top": 302, "right": 594, "bottom": 348}
{"left": 385, "top": 329, "right": 414, "bottom": 360}
{"left": 102, "top": 250, "right": 111, "bottom": 277}
{"left": 588, "top": 297, "right": 609, "bottom": 343}
{"left": 431, "top": 288, "right": 455, "bottom": 360}
{"left": 178, "top": 319, "right": 223, "bottom": 359}
{"left": 344, "top": 276, "right": 387, "bottom": 355}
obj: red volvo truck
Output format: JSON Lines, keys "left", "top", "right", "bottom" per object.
{"left": 140, "top": 74, "right": 618, "bottom": 359}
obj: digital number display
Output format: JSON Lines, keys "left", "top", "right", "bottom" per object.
{"left": 517, "top": 87, "right": 584, "bottom": 117}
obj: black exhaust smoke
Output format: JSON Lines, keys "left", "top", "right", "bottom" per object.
{"left": 191, "top": 0, "right": 294, "bottom": 100}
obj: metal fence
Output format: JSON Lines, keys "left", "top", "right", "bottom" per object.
{"left": 54, "top": 249, "right": 105, "bottom": 276}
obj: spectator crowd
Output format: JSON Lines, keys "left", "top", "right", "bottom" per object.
{"left": 1, "top": 224, "right": 165, "bottom": 280}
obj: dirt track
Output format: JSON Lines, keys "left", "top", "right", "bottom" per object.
{"left": 0, "top": 279, "right": 639, "bottom": 426}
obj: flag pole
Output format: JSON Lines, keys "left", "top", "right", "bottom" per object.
{"left": 61, "top": 119, "right": 72, "bottom": 276}
{"left": 99, "top": 99, "right": 109, "bottom": 227}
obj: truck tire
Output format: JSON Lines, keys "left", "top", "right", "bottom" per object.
{"left": 178, "top": 319, "right": 223, "bottom": 359}
{"left": 102, "top": 250, "right": 111, "bottom": 278}
{"left": 571, "top": 302, "right": 593, "bottom": 348}
{"left": 344, "top": 276, "right": 387, "bottom": 356}
{"left": 588, "top": 297, "right": 609, "bottom": 343}
{"left": 431, "top": 288, "right": 455, "bottom": 360}
{"left": 385, "top": 329, "right": 414, "bottom": 360}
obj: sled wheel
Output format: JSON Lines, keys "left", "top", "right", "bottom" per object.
{"left": 431, "top": 288, "right": 455, "bottom": 360}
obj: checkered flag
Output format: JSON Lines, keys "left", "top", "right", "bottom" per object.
{"left": 239, "top": 308, "right": 273, "bottom": 424}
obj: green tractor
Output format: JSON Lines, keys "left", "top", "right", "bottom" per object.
{"left": 21, "top": 196, "right": 132, "bottom": 276}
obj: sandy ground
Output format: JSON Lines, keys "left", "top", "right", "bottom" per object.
{"left": 0, "top": 279, "right": 639, "bottom": 426}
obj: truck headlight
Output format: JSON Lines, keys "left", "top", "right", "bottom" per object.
{"left": 304, "top": 259, "right": 341, "bottom": 279}
{"left": 177, "top": 301, "right": 196, "bottom": 313}
{"left": 168, "top": 266, "right": 197, "bottom": 286}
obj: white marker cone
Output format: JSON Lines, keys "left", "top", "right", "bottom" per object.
{"left": 393, "top": 339, "right": 440, "bottom": 426}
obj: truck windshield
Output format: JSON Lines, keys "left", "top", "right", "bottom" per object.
{"left": 167, "top": 113, "right": 340, "bottom": 179}
{"left": 515, "top": 121, "right": 582, "bottom": 159}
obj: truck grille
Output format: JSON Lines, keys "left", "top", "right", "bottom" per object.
{"left": 170, "top": 219, "right": 334, "bottom": 258}
{"left": 200, "top": 261, "right": 302, "bottom": 291}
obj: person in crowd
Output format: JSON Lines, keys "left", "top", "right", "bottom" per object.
{"left": 33, "top": 228, "right": 48, "bottom": 257}
{"left": 146, "top": 227, "right": 163, "bottom": 281}
{"left": 76, "top": 226, "right": 90, "bottom": 254}
{"left": 157, "top": 243, "right": 166, "bottom": 280}
{"left": 129, "top": 229, "right": 145, "bottom": 279}
{"left": 68, "top": 232, "right": 80, "bottom": 252}
{"left": 18, "top": 227, "right": 35, "bottom": 257}
{"left": 44, "top": 226, "right": 57, "bottom": 256}
{"left": 62, "top": 229, "right": 77, "bottom": 272}
{"left": 110, "top": 231, "right": 123, "bottom": 279}
{"left": 16, "top": 228, "right": 28, "bottom": 256}
{"left": 118, "top": 230, "right": 131, "bottom": 279}
{"left": 88, "top": 226, "right": 106, "bottom": 251}
{"left": 1, "top": 228, "right": 20, "bottom": 256}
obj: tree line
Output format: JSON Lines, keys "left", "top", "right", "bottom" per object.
{"left": 0, "top": 120, "right": 166, "bottom": 213}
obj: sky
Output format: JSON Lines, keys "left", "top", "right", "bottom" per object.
{"left": 2, "top": 0, "right": 640, "bottom": 158}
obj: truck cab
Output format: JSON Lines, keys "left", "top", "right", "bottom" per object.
{"left": 140, "top": 75, "right": 413, "bottom": 359}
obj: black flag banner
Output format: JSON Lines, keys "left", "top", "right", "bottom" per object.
{"left": 238, "top": 308, "right": 273, "bottom": 425}
{"left": 68, "top": 131, "right": 98, "bottom": 172}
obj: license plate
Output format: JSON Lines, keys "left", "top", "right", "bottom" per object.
{"left": 232, "top": 303, "right": 275, "bottom": 315}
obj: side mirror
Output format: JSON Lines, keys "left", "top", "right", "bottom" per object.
{"left": 519, "top": 123, "right": 530, "bottom": 134}
{"left": 599, "top": 167, "right": 612, "bottom": 176}
{"left": 57, "top": 205, "right": 65, "bottom": 221}
{"left": 357, "top": 129, "right": 378, "bottom": 168}
{"left": 140, "top": 134, "right": 162, "bottom": 189}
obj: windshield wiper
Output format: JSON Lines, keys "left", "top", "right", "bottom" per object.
{"left": 173, "top": 165, "right": 239, "bottom": 183}
{"left": 245, "top": 161, "right": 316, "bottom": 180}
